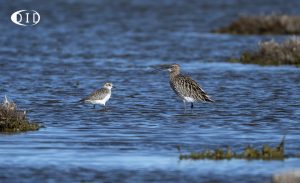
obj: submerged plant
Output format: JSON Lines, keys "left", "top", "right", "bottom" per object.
{"left": 213, "top": 15, "right": 300, "bottom": 35}
{"left": 0, "top": 95, "right": 39, "bottom": 133}
{"left": 236, "top": 38, "right": 300, "bottom": 66}
{"left": 179, "top": 137, "right": 286, "bottom": 160}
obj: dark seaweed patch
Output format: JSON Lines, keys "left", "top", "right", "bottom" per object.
{"left": 235, "top": 38, "right": 300, "bottom": 66}
{"left": 0, "top": 96, "right": 40, "bottom": 133}
{"left": 213, "top": 15, "right": 300, "bottom": 35}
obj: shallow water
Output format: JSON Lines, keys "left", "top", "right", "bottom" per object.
{"left": 1, "top": 0, "right": 300, "bottom": 182}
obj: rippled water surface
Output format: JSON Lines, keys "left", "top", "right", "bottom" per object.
{"left": 1, "top": 0, "right": 300, "bottom": 182}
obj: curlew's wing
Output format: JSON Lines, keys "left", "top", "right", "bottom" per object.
{"left": 172, "top": 74, "right": 214, "bottom": 102}
{"left": 83, "top": 88, "right": 109, "bottom": 101}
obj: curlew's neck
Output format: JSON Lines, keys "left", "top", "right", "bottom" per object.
{"left": 169, "top": 70, "right": 180, "bottom": 79}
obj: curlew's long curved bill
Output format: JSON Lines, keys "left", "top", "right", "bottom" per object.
{"left": 151, "top": 64, "right": 172, "bottom": 72}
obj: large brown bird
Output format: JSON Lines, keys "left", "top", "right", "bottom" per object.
{"left": 167, "top": 64, "right": 214, "bottom": 111}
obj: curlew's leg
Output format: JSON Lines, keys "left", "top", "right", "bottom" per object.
{"left": 191, "top": 103, "right": 194, "bottom": 113}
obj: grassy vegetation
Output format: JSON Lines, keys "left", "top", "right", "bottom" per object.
{"left": 234, "top": 38, "right": 300, "bottom": 66}
{"left": 213, "top": 15, "right": 300, "bottom": 35}
{"left": 179, "top": 137, "right": 286, "bottom": 160}
{"left": 0, "top": 96, "right": 39, "bottom": 133}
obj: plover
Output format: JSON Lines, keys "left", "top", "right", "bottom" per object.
{"left": 163, "top": 64, "right": 214, "bottom": 111}
{"left": 81, "top": 83, "right": 113, "bottom": 109}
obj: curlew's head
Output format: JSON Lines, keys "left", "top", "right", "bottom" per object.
{"left": 152, "top": 63, "right": 181, "bottom": 75}
{"left": 103, "top": 82, "right": 113, "bottom": 90}
{"left": 167, "top": 64, "right": 180, "bottom": 73}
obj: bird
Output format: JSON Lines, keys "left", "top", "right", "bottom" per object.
{"left": 80, "top": 82, "right": 113, "bottom": 109}
{"left": 2, "top": 95, "right": 16, "bottom": 111}
{"left": 166, "top": 64, "right": 214, "bottom": 111}
{"left": 2, "top": 95, "right": 10, "bottom": 107}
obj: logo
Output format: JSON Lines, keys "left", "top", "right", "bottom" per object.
{"left": 11, "top": 10, "right": 40, "bottom": 26}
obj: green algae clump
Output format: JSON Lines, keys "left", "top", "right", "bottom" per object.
{"left": 179, "top": 137, "right": 286, "bottom": 160}
{"left": 0, "top": 96, "right": 39, "bottom": 133}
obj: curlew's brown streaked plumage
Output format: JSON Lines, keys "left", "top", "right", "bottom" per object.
{"left": 167, "top": 64, "right": 214, "bottom": 111}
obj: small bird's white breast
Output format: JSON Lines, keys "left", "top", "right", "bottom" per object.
{"left": 86, "top": 92, "right": 111, "bottom": 106}
{"left": 102, "top": 92, "right": 111, "bottom": 104}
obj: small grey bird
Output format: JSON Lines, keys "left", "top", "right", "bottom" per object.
{"left": 81, "top": 83, "right": 113, "bottom": 109}
{"left": 166, "top": 64, "right": 214, "bottom": 111}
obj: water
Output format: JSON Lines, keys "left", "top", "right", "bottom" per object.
{"left": 1, "top": 0, "right": 300, "bottom": 182}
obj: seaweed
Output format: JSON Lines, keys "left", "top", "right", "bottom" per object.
{"left": 213, "top": 15, "right": 300, "bottom": 35}
{"left": 0, "top": 96, "right": 40, "bottom": 133}
{"left": 179, "top": 136, "right": 286, "bottom": 160}
{"left": 237, "top": 38, "right": 300, "bottom": 66}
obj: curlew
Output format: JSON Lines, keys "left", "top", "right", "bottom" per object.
{"left": 165, "top": 64, "right": 214, "bottom": 111}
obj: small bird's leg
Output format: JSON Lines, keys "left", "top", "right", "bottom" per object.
{"left": 191, "top": 103, "right": 194, "bottom": 113}
{"left": 183, "top": 101, "right": 186, "bottom": 112}
{"left": 93, "top": 105, "right": 96, "bottom": 109}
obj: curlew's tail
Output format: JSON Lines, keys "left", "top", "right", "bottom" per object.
{"left": 205, "top": 98, "right": 214, "bottom": 103}
{"left": 204, "top": 95, "right": 214, "bottom": 103}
